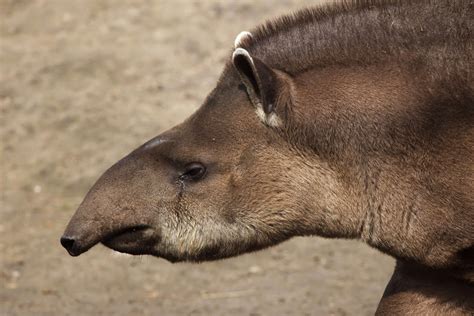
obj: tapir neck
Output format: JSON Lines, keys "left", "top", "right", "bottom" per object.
{"left": 376, "top": 261, "right": 474, "bottom": 315}
{"left": 290, "top": 64, "right": 473, "bottom": 270}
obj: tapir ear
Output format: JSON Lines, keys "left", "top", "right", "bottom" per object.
{"left": 232, "top": 48, "right": 280, "bottom": 114}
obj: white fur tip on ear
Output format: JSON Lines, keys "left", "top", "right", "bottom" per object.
{"left": 232, "top": 47, "right": 252, "bottom": 62}
{"left": 234, "top": 31, "right": 252, "bottom": 48}
{"left": 255, "top": 106, "right": 282, "bottom": 128}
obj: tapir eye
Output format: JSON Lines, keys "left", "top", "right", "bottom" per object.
{"left": 179, "top": 162, "right": 206, "bottom": 181}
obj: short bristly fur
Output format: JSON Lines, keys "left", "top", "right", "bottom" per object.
{"left": 62, "top": 1, "right": 473, "bottom": 314}
{"left": 242, "top": 0, "right": 471, "bottom": 81}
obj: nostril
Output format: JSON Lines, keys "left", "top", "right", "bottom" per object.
{"left": 60, "top": 236, "right": 75, "bottom": 251}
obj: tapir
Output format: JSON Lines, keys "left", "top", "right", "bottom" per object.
{"left": 61, "top": 0, "right": 473, "bottom": 314}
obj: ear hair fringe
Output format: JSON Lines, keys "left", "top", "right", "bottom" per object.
{"left": 232, "top": 48, "right": 253, "bottom": 63}
{"left": 234, "top": 31, "right": 253, "bottom": 48}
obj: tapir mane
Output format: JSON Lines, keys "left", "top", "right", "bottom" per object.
{"left": 236, "top": 0, "right": 471, "bottom": 98}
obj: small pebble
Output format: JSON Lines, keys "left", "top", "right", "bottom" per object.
{"left": 33, "top": 185, "right": 42, "bottom": 194}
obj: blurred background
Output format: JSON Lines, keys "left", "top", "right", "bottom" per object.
{"left": 0, "top": 1, "right": 394, "bottom": 315}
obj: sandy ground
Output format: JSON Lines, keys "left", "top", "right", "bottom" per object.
{"left": 0, "top": 1, "right": 394, "bottom": 315}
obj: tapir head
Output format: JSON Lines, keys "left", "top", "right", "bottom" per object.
{"left": 61, "top": 42, "right": 351, "bottom": 262}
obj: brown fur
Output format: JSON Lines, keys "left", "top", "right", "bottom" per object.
{"left": 376, "top": 262, "right": 474, "bottom": 315}
{"left": 62, "top": 0, "right": 473, "bottom": 314}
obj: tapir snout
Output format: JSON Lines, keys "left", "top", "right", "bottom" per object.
{"left": 61, "top": 144, "right": 167, "bottom": 257}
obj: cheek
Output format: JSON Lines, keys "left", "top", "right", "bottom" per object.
{"left": 175, "top": 178, "right": 232, "bottom": 218}
{"left": 229, "top": 163, "right": 294, "bottom": 210}
{"left": 182, "top": 170, "right": 243, "bottom": 224}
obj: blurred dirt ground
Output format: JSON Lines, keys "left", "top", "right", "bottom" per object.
{"left": 0, "top": 1, "right": 394, "bottom": 315}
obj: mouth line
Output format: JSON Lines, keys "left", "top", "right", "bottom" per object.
{"left": 103, "top": 225, "right": 150, "bottom": 241}
{"left": 102, "top": 224, "right": 151, "bottom": 243}
{"left": 101, "top": 224, "right": 157, "bottom": 255}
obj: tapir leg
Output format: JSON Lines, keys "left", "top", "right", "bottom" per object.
{"left": 376, "top": 261, "right": 474, "bottom": 315}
